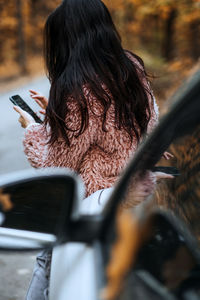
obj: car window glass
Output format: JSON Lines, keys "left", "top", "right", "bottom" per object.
{"left": 152, "top": 125, "right": 200, "bottom": 240}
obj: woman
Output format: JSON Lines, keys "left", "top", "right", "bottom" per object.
{"left": 14, "top": 0, "right": 160, "bottom": 195}
{"left": 14, "top": 0, "right": 172, "bottom": 298}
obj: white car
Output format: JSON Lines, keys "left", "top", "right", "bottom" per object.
{"left": 0, "top": 70, "right": 200, "bottom": 300}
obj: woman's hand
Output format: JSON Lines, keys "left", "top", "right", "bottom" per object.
{"left": 29, "top": 89, "right": 48, "bottom": 115}
{"left": 13, "top": 106, "right": 35, "bottom": 128}
{"left": 163, "top": 151, "right": 174, "bottom": 160}
{"left": 121, "top": 171, "right": 174, "bottom": 209}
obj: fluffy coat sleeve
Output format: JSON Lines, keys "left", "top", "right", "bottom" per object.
{"left": 23, "top": 97, "right": 97, "bottom": 170}
{"left": 23, "top": 55, "right": 159, "bottom": 200}
{"left": 23, "top": 123, "right": 49, "bottom": 168}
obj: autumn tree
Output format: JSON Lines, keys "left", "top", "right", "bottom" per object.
{"left": 0, "top": 0, "right": 199, "bottom": 81}
{"left": 105, "top": 0, "right": 200, "bottom": 62}
{"left": 16, "top": 0, "right": 27, "bottom": 73}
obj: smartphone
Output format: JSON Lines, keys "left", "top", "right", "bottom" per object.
{"left": 9, "top": 94, "right": 43, "bottom": 124}
{"left": 152, "top": 166, "right": 180, "bottom": 176}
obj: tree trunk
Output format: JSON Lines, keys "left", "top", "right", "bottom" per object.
{"left": 162, "top": 8, "right": 177, "bottom": 61}
{"left": 16, "top": 0, "right": 28, "bottom": 74}
{"left": 189, "top": 20, "right": 200, "bottom": 61}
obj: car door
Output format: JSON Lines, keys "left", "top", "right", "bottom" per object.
{"left": 50, "top": 70, "right": 200, "bottom": 300}
{"left": 0, "top": 70, "right": 200, "bottom": 300}
{"left": 99, "top": 69, "right": 200, "bottom": 300}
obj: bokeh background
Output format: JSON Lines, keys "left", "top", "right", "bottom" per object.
{"left": 0, "top": 0, "right": 200, "bottom": 111}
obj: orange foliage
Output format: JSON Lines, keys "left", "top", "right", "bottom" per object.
{"left": 0, "top": 0, "right": 199, "bottom": 80}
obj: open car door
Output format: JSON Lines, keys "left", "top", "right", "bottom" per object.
{"left": 0, "top": 70, "right": 200, "bottom": 300}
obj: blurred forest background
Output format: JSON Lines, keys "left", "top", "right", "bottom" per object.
{"left": 0, "top": 0, "right": 200, "bottom": 110}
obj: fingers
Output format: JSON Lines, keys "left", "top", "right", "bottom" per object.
{"left": 13, "top": 105, "right": 26, "bottom": 117}
{"left": 13, "top": 105, "right": 35, "bottom": 128}
{"left": 13, "top": 105, "right": 20, "bottom": 113}
{"left": 34, "top": 96, "right": 46, "bottom": 100}
{"left": 154, "top": 171, "right": 174, "bottom": 180}
{"left": 39, "top": 109, "right": 46, "bottom": 115}
{"left": 18, "top": 116, "right": 26, "bottom": 128}
{"left": 34, "top": 98, "right": 46, "bottom": 109}
{"left": 163, "top": 151, "right": 174, "bottom": 160}
{"left": 29, "top": 89, "right": 48, "bottom": 109}
{"left": 166, "top": 152, "right": 174, "bottom": 159}
{"left": 29, "top": 89, "right": 38, "bottom": 95}
{"left": 32, "top": 95, "right": 48, "bottom": 109}
{"left": 13, "top": 106, "right": 27, "bottom": 128}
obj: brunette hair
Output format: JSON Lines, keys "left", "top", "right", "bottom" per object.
{"left": 44, "top": 0, "right": 152, "bottom": 146}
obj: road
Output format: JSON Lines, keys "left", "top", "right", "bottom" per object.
{"left": 0, "top": 76, "right": 50, "bottom": 175}
{"left": 0, "top": 76, "right": 50, "bottom": 300}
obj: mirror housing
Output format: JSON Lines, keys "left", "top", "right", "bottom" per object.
{"left": 0, "top": 227, "right": 56, "bottom": 251}
{"left": 0, "top": 168, "right": 85, "bottom": 250}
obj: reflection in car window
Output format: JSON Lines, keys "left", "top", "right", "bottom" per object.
{"left": 104, "top": 123, "right": 200, "bottom": 300}
{"left": 118, "top": 122, "right": 200, "bottom": 241}
{"left": 103, "top": 71, "right": 200, "bottom": 300}
{"left": 153, "top": 125, "right": 200, "bottom": 240}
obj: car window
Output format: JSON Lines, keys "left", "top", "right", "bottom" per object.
{"left": 102, "top": 71, "right": 200, "bottom": 300}
{"left": 103, "top": 70, "right": 200, "bottom": 238}
{"left": 152, "top": 125, "right": 200, "bottom": 240}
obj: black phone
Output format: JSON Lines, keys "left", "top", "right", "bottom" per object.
{"left": 9, "top": 94, "right": 43, "bottom": 124}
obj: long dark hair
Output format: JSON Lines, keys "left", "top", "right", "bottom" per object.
{"left": 44, "top": 0, "right": 152, "bottom": 146}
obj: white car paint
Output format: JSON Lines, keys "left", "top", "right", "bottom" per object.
{"left": 50, "top": 188, "right": 113, "bottom": 300}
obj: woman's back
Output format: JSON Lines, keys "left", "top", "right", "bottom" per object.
{"left": 24, "top": 54, "right": 158, "bottom": 196}
{"left": 14, "top": 2, "right": 161, "bottom": 299}
{"left": 44, "top": 0, "right": 154, "bottom": 147}
{"left": 19, "top": 0, "right": 158, "bottom": 196}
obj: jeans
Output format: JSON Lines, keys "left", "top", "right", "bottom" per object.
{"left": 26, "top": 249, "right": 52, "bottom": 300}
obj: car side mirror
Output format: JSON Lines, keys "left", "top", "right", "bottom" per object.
{"left": 0, "top": 168, "right": 84, "bottom": 250}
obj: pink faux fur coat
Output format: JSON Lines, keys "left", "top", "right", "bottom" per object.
{"left": 23, "top": 57, "right": 159, "bottom": 197}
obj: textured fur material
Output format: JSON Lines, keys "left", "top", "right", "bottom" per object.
{"left": 23, "top": 57, "right": 158, "bottom": 197}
